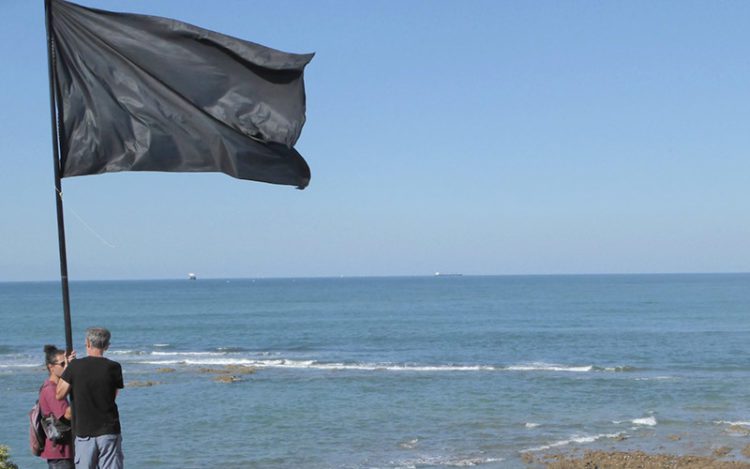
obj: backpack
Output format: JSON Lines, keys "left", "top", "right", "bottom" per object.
{"left": 29, "top": 398, "right": 45, "bottom": 457}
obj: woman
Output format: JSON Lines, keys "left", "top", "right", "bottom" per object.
{"left": 39, "top": 345, "right": 74, "bottom": 469}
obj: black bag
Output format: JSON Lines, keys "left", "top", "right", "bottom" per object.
{"left": 42, "top": 414, "right": 71, "bottom": 443}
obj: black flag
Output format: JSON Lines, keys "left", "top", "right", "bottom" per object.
{"left": 49, "top": 0, "right": 312, "bottom": 188}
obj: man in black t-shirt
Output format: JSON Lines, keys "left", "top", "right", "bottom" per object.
{"left": 57, "top": 327, "right": 124, "bottom": 469}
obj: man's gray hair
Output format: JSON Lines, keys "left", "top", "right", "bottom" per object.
{"left": 86, "top": 327, "right": 111, "bottom": 350}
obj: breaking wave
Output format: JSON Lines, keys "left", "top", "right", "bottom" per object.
{"left": 98, "top": 350, "right": 639, "bottom": 375}
{"left": 506, "top": 362, "right": 635, "bottom": 373}
{"left": 521, "top": 432, "right": 625, "bottom": 453}
{"left": 132, "top": 357, "right": 638, "bottom": 375}
{"left": 137, "top": 358, "right": 495, "bottom": 371}
{"left": 393, "top": 455, "right": 504, "bottom": 467}
{"left": 632, "top": 416, "right": 657, "bottom": 426}
{"left": 613, "top": 416, "right": 657, "bottom": 426}
{"left": 715, "top": 420, "right": 750, "bottom": 427}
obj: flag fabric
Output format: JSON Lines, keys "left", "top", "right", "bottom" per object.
{"left": 49, "top": 0, "right": 313, "bottom": 188}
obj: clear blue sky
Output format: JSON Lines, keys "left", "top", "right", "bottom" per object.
{"left": 1, "top": 0, "right": 749, "bottom": 281}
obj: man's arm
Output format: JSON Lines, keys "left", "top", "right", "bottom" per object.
{"left": 56, "top": 378, "right": 71, "bottom": 401}
{"left": 114, "top": 362, "right": 123, "bottom": 399}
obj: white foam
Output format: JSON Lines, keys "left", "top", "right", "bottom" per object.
{"left": 715, "top": 421, "right": 750, "bottom": 427}
{"left": 522, "top": 432, "right": 624, "bottom": 453}
{"left": 398, "top": 438, "right": 419, "bottom": 449}
{"left": 153, "top": 344, "right": 170, "bottom": 347}
{"left": 634, "top": 376, "right": 674, "bottom": 381}
{"left": 137, "top": 358, "right": 499, "bottom": 371}
{"left": 133, "top": 357, "right": 628, "bottom": 374}
{"left": 632, "top": 416, "right": 657, "bottom": 426}
{"left": 140, "top": 358, "right": 259, "bottom": 366}
{"left": 525, "top": 422, "right": 541, "bottom": 428}
{"left": 109, "top": 350, "right": 153, "bottom": 356}
{"left": 128, "top": 353, "right": 634, "bottom": 374}
{"left": 112, "top": 350, "right": 228, "bottom": 357}
{"left": 314, "top": 363, "right": 496, "bottom": 372}
{"left": 603, "top": 366, "right": 636, "bottom": 372}
{"left": 507, "top": 362, "right": 593, "bottom": 372}
{"left": 396, "top": 456, "right": 503, "bottom": 467}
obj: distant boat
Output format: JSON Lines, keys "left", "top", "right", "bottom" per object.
{"left": 434, "top": 272, "right": 462, "bottom": 277}
{"left": 188, "top": 273, "right": 197, "bottom": 280}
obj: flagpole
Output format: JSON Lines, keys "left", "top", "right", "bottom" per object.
{"left": 45, "top": 0, "right": 74, "bottom": 354}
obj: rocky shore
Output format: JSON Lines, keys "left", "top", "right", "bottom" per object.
{"left": 533, "top": 449, "right": 750, "bottom": 468}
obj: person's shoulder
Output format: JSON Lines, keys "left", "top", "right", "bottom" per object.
{"left": 64, "top": 356, "right": 92, "bottom": 374}
{"left": 66, "top": 356, "right": 84, "bottom": 370}
{"left": 39, "top": 379, "right": 56, "bottom": 403}
{"left": 40, "top": 378, "right": 55, "bottom": 392}
{"left": 104, "top": 357, "right": 122, "bottom": 368}
{"left": 61, "top": 359, "right": 78, "bottom": 380}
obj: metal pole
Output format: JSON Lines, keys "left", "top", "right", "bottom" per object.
{"left": 45, "top": 0, "right": 74, "bottom": 354}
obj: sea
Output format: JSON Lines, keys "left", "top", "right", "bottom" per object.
{"left": 1, "top": 274, "right": 750, "bottom": 468}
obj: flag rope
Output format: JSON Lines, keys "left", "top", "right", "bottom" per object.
{"left": 56, "top": 188, "right": 117, "bottom": 248}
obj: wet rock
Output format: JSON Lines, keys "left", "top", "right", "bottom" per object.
{"left": 520, "top": 451, "right": 536, "bottom": 464}
{"left": 713, "top": 447, "right": 733, "bottom": 458}
{"left": 214, "top": 375, "right": 241, "bottom": 383}
{"left": 126, "top": 380, "right": 160, "bottom": 388}
{"left": 223, "top": 365, "right": 256, "bottom": 375}
{"left": 728, "top": 426, "right": 750, "bottom": 436}
{"left": 543, "top": 450, "right": 750, "bottom": 469}
{"left": 200, "top": 365, "right": 255, "bottom": 376}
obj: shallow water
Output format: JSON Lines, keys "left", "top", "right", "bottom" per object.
{"left": 2, "top": 274, "right": 750, "bottom": 468}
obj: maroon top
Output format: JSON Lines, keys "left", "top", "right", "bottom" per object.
{"left": 39, "top": 379, "right": 73, "bottom": 460}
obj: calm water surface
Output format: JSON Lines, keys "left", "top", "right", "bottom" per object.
{"left": 1, "top": 274, "right": 750, "bottom": 468}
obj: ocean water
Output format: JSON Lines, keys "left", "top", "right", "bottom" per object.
{"left": 1, "top": 274, "right": 750, "bottom": 468}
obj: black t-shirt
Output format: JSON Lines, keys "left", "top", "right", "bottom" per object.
{"left": 61, "top": 356, "right": 124, "bottom": 437}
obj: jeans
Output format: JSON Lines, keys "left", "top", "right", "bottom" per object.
{"left": 48, "top": 459, "right": 75, "bottom": 469}
{"left": 74, "top": 434, "right": 124, "bottom": 469}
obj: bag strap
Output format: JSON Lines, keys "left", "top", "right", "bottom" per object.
{"left": 37, "top": 383, "right": 48, "bottom": 412}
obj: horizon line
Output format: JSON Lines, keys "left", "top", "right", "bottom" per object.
{"left": 1, "top": 271, "right": 749, "bottom": 283}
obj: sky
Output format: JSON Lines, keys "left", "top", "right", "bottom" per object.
{"left": 1, "top": 0, "right": 749, "bottom": 281}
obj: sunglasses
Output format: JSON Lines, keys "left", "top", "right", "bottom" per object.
{"left": 51, "top": 361, "right": 66, "bottom": 367}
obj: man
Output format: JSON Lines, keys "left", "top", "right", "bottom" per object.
{"left": 57, "top": 327, "right": 124, "bottom": 469}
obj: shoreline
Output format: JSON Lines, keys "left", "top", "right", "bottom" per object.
{"left": 518, "top": 423, "right": 750, "bottom": 468}
{"left": 533, "top": 449, "right": 750, "bottom": 468}
{"left": 514, "top": 420, "right": 750, "bottom": 467}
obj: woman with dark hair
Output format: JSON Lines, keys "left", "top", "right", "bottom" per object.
{"left": 39, "top": 345, "right": 74, "bottom": 469}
